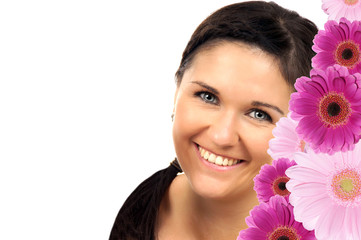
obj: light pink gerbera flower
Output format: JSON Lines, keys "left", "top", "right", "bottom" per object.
{"left": 289, "top": 65, "right": 361, "bottom": 154}
{"left": 312, "top": 18, "right": 361, "bottom": 74}
{"left": 268, "top": 113, "right": 305, "bottom": 160}
{"left": 254, "top": 158, "right": 297, "bottom": 203}
{"left": 237, "top": 195, "right": 316, "bottom": 240}
{"left": 322, "top": 0, "right": 361, "bottom": 22}
{"left": 286, "top": 142, "right": 361, "bottom": 239}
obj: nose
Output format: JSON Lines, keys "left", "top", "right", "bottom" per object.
{"left": 207, "top": 111, "right": 240, "bottom": 147}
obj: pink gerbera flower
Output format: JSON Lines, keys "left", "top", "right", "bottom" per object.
{"left": 268, "top": 113, "right": 305, "bottom": 160}
{"left": 254, "top": 158, "right": 297, "bottom": 203}
{"left": 286, "top": 142, "right": 361, "bottom": 239}
{"left": 322, "top": 0, "right": 361, "bottom": 22}
{"left": 312, "top": 18, "right": 361, "bottom": 74}
{"left": 289, "top": 65, "right": 361, "bottom": 154}
{"left": 237, "top": 195, "right": 316, "bottom": 240}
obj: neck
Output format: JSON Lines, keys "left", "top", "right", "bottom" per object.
{"left": 157, "top": 174, "right": 259, "bottom": 240}
{"left": 188, "top": 184, "right": 258, "bottom": 239}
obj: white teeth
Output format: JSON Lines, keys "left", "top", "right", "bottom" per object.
{"left": 198, "top": 146, "right": 240, "bottom": 166}
{"left": 204, "top": 151, "right": 209, "bottom": 160}
{"left": 215, "top": 156, "right": 223, "bottom": 165}
{"left": 208, "top": 153, "right": 216, "bottom": 163}
{"left": 222, "top": 158, "right": 228, "bottom": 166}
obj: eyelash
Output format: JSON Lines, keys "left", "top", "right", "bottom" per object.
{"left": 247, "top": 109, "right": 273, "bottom": 123}
{"left": 195, "top": 91, "right": 219, "bottom": 105}
{"left": 195, "top": 91, "right": 273, "bottom": 123}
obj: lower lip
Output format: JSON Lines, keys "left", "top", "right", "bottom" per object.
{"left": 194, "top": 144, "right": 244, "bottom": 171}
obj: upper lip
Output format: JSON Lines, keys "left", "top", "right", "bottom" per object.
{"left": 196, "top": 143, "right": 243, "bottom": 161}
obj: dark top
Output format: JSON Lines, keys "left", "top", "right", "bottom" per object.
{"left": 109, "top": 159, "right": 182, "bottom": 240}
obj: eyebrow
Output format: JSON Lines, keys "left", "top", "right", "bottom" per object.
{"left": 191, "top": 81, "right": 219, "bottom": 95}
{"left": 252, "top": 101, "right": 284, "bottom": 115}
{"left": 191, "top": 80, "right": 284, "bottom": 115}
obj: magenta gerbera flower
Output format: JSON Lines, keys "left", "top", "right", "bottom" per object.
{"left": 286, "top": 142, "right": 361, "bottom": 239}
{"left": 268, "top": 113, "right": 305, "bottom": 160}
{"left": 322, "top": 0, "right": 361, "bottom": 22}
{"left": 312, "top": 18, "right": 361, "bottom": 74}
{"left": 237, "top": 195, "right": 316, "bottom": 240}
{"left": 254, "top": 158, "right": 297, "bottom": 203}
{"left": 289, "top": 65, "right": 361, "bottom": 154}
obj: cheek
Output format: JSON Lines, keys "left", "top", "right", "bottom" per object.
{"left": 173, "top": 101, "right": 196, "bottom": 141}
{"left": 172, "top": 99, "right": 202, "bottom": 168}
{"left": 172, "top": 97, "right": 209, "bottom": 142}
{"left": 245, "top": 127, "right": 274, "bottom": 164}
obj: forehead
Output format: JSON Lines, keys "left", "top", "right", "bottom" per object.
{"left": 186, "top": 41, "right": 286, "bottom": 85}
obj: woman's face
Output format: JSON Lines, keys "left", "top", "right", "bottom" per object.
{"left": 172, "top": 42, "right": 292, "bottom": 201}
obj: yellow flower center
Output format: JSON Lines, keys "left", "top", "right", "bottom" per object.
{"left": 297, "top": 140, "right": 306, "bottom": 152}
{"left": 332, "top": 169, "right": 361, "bottom": 202}
{"left": 344, "top": 0, "right": 359, "bottom": 5}
{"left": 340, "top": 178, "right": 354, "bottom": 193}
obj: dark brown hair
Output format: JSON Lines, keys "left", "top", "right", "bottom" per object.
{"left": 109, "top": 2, "right": 317, "bottom": 240}
{"left": 175, "top": 1, "right": 318, "bottom": 88}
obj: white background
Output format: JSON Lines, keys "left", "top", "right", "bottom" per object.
{"left": 0, "top": 1, "right": 327, "bottom": 239}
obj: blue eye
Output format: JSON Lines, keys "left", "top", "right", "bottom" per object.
{"left": 196, "top": 91, "right": 219, "bottom": 105}
{"left": 249, "top": 109, "right": 272, "bottom": 122}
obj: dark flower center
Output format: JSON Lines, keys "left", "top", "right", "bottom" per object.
{"left": 327, "top": 102, "right": 341, "bottom": 117}
{"left": 272, "top": 176, "right": 290, "bottom": 196}
{"left": 319, "top": 92, "right": 351, "bottom": 128}
{"left": 278, "top": 182, "right": 287, "bottom": 191}
{"left": 342, "top": 48, "right": 353, "bottom": 60}
{"left": 268, "top": 226, "right": 300, "bottom": 240}
{"left": 335, "top": 40, "right": 360, "bottom": 69}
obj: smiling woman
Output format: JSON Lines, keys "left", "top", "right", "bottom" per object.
{"left": 109, "top": 1, "right": 318, "bottom": 240}
{"left": 172, "top": 42, "right": 291, "bottom": 203}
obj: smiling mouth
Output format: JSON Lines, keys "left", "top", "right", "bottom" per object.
{"left": 197, "top": 145, "right": 243, "bottom": 166}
